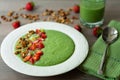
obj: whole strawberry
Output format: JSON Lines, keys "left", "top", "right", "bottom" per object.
{"left": 25, "top": 2, "right": 34, "bottom": 11}
{"left": 74, "top": 25, "right": 82, "bottom": 32}
{"left": 93, "top": 27, "right": 103, "bottom": 37}
{"left": 73, "top": 4, "right": 80, "bottom": 13}
{"left": 12, "top": 21, "right": 20, "bottom": 29}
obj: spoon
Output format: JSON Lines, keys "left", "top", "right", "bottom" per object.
{"left": 97, "top": 27, "right": 118, "bottom": 75}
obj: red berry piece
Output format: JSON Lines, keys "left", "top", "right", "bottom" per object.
{"left": 29, "top": 43, "right": 36, "bottom": 50}
{"left": 23, "top": 54, "right": 32, "bottom": 62}
{"left": 25, "top": 2, "right": 34, "bottom": 11}
{"left": 32, "top": 51, "right": 43, "bottom": 62}
{"left": 93, "top": 27, "right": 103, "bottom": 38}
{"left": 36, "top": 42, "right": 44, "bottom": 49}
{"left": 38, "top": 38, "right": 45, "bottom": 41}
{"left": 33, "top": 54, "right": 40, "bottom": 61}
{"left": 73, "top": 4, "right": 80, "bottom": 13}
{"left": 12, "top": 21, "right": 20, "bottom": 29}
{"left": 29, "top": 58, "right": 35, "bottom": 64}
{"left": 74, "top": 25, "right": 82, "bottom": 32}
{"left": 36, "top": 29, "right": 41, "bottom": 34}
{"left": 36, "top": 51, "right": 43, "bottom": 56}
{"left": 41, "top": 33, "right": 47, "bottom": 39}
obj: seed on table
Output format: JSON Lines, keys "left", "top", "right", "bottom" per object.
{"left": 58, "top": 9, "right": 64, "bottom": 12}
{"left": 15, "top": 13, "right": 19, "bottom": 16}
{"left": 43, "top": 19, "right": 47, "bottom": 21}
{"left": 13, "top": 15, "right": 18, "bottom": 19}
{"left": 42, "top": 12, "right": 47, "bottom": 16}
{"left": 72, "top": 16, "right": 78, "bottom": 19}
{"left": 59, "top": 12, "right": 66, "bottom": 17}
{"left": 7, "top": 18, "right": 12, "bottom": 22}
{"left": 1, "top": 16, "right": 4, "bottom": 18}
{"left": 33, "top": 14, "right": 39, "bottom": 17}
{"left": 7, "top": 11, "right": 14, "bottom": 17}
{"left": 68, "top": 8, "right": 72, "bottom": 12}
{"left": 61, "top": 20, "right": 65, "bottom": 23}
{"left": 65, "top": 21, "right": 69, "bottom": 24}
{"left": 22, "top": 14, "right": 28, "bottom": 19}
{"left": 1, "top": 15, "right": 6, "bottom": 20}
{"left": 51, "top": 12, "right": 56, "bottom": 17}
{"left": 47, "top": 17, "right": 51, "bottom": 21}
{"left": 70, "top": 19, "right": 74, "bottom": 24}
{"left": 20, "top": 13, "right": 23, "bottom": 16}
{"left": 33, "top": 18, "right": 37, "bottom": 21}
{"left": 19, "top": 7, "right": 25, "bottom": 11}
{"left": 65, "top": 11, "right": 70, "bottom": 16}
{"left": 28, "top": 20, "right": 33, "bottom": 23}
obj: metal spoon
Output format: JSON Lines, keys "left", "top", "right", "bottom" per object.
{"left": 97, "top": 27, "right": 118, "bottom": 75}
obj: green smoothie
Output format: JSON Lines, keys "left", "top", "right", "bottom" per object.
{"left": 35, "top": 30, "right": 75, "bottom": 66}
{"left": 15, "top": 30, "right": 75, "bottom": 66}
{"left": 80, "top": 0, "right": 105, "bottom": 22}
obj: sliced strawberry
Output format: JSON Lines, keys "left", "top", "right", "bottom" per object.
{"left": 41, "top": 32, "right": 46, "bottom": 34}
{"left": 37, "top": 38, "right": 45, "bottom": 41}
{"left": 41, "top": 33, "right": 47, "bottom": 39}
{"left": 36, "top": 51, "right": 43, "bottom": 56}
{"left": 29, "top": 43, "right": 36, "bottom": 50}
{"left": 23, "top": 54, "right": 32, "bottom": 62}
{"left": 36, "top": 42, "right": 44, "bottom": 49}
{"left": 33, "top": 40, "right": 39, "bottom": 44}
{"left": 32, "top": 51, "right": 43, "bottom": 61}
{"left": 29, "top": 57, "right": 35, "bottom": 64}
{"left": 36, "top": 29, "right": 41, "bottom": 34}
{"left": 33, "top": 54, "right": 40, "bottom": 61}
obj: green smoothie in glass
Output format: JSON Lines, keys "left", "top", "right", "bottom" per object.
{"left": 80, "top": 0, "right": 105, "bottom": 28}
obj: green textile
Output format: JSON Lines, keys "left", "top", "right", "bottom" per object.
{"left": 79, "top": 20, "right": 120, "bottom": 80}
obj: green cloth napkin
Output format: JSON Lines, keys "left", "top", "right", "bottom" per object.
{"left": 78, "top": 20, "right": 120, "bottom": 80}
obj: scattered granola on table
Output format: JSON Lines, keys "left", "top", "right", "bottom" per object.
{"left": 0, "top": 2, "right": 80, "bottom": 29}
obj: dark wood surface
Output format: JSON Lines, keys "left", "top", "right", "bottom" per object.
{"left": 0, "top": 0, "right": 120, "bottom": 80}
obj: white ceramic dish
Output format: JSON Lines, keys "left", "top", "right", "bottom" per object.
{"left": 0, "top": 22, "right": 89, "bottom": 77}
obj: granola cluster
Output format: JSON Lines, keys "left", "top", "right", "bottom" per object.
{"left": 0, "top": 2, "right": 80, "bottom": 31}
{"left": 0, "top": 8, "right": 79, "bottom": 24}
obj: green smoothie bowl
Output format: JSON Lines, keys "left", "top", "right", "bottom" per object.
{"left": 0, "top": 22, "right": 89, "bottom": 76}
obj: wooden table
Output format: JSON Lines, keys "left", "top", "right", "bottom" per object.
{"left": 0, "top": 0, "right": 120, "bottom": 80}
